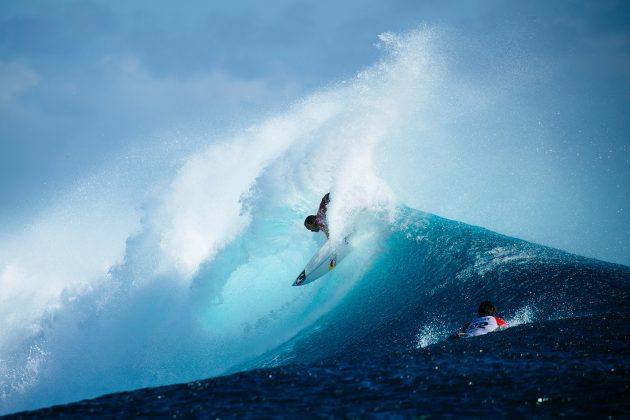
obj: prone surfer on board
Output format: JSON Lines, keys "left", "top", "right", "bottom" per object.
{"left": 304, "top": 193, "right": 330, "bottom": 239}
{"left": 455, "top": 301, "right": 508, "bottom": 338}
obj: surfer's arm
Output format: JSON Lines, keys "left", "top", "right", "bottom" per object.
{"left": 316, "top": 193, "right": 330, "bottom": 239}
{"left": 316, "top": 193, "right": 330, "bottom": 220}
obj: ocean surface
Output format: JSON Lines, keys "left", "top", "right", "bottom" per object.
{"left": 4, "top": 209, "right": 630, "bottom": 418}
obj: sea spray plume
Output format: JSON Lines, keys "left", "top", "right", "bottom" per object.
{"left": 0, "top": 169, "right": 144, "bottom": 412}
{"left": 0, "top": 28, "right": 444, "bottom": 414}
{"left": 259, "top": 29, "right": 445, "bottom": 240}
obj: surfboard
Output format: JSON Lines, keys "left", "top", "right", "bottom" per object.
{"left": 293, "top": 237, "right": 351, "bottom": 286}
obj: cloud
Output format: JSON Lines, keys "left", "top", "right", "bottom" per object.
{"left": 101, "top": 53, "right": 293, "bottom": 109}
{"left": 0, "top": 61, "right": 40, "bottom": 106}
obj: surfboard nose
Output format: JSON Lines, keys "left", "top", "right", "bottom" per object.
{"left": 293, "top": 270, "right": 306, "bottom": 286}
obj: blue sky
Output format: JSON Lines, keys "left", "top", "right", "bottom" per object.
{"left": 1, "top": 0, "right": 629, "bottom": 264}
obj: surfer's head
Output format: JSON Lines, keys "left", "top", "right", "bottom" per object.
{"left": 304, "top": 215, "right": 319, "bottom": 232}
{"left": 478, "top": 301, "right": 497, "bottom": 316}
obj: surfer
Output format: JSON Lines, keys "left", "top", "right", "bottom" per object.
{"left": 456, "top": 301, "right": 508, "bottom": 338}
{"left": 304, "top": 193, "right": 330, "bottom": 239}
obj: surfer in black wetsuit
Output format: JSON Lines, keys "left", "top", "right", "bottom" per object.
{"left": 304, "top": 193, "right": 330, "bottom": 239}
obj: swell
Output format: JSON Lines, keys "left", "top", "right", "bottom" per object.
{"left": 245, "top": 206, "right": 630, "bottom": 369}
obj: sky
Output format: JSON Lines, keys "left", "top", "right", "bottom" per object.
{"left": 1, "top": 0, "right": 629, "bottom": 264}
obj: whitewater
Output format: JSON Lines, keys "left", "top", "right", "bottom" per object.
{"left": 1, "top": 29, "right": 628, "bottom": 416}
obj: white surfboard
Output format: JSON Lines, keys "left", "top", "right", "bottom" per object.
{"left": 293, "top": 237, "right": 351, "bottom": 286}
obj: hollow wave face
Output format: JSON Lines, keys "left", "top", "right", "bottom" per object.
{"left": 1, "top": 27, "right": 628, "bottom": 415}
{"left": 246, "top": 208, "right": 630, "bottom": 369}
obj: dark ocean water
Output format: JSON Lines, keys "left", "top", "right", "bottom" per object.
{"left": 5, "top": 209, "right": 630, "bottom": 418}
{"left": 6, "top": 313, "right": 629, "bottom": 418}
